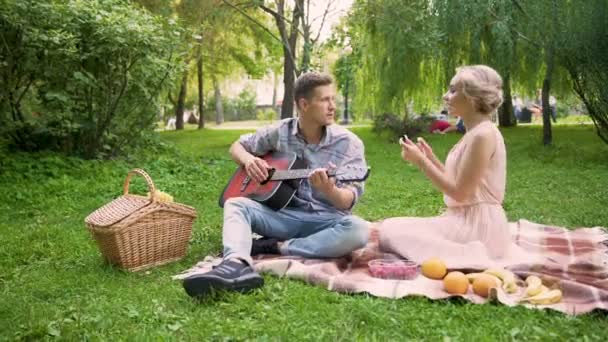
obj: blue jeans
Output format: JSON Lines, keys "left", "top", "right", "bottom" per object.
{"left": 551, "top": 106, "right": 557, "bottom": 123}
{"left": 514, "top": 108, "right": 521, "bottom": 120}
{"left": 222, "top": 197, "right": 369, "bottom": 265}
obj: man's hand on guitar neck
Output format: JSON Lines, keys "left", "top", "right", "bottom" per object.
{"left": 309, "top": 168, "right": 337, "bottom": 195}
{"left": 244, "top": 156, "right": 270, "bottom": 183}
{"left": 309, "top": 164, "right": 356, "bottom": 211}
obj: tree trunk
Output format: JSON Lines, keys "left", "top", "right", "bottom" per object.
{"left": 277, "top": 0, "right": 303, "bottom": 119}
{"left": 300, "top": 13, "right": 312, "bottom": 73}
{"left": 341, "top": 81, "right": 350, "bottom": 124}
{"left": 541, "top": 75, "right": 553, "bottom": 145}
{"left": 498, "top": 73, "right": 517, "bottom": 127}
{"left": 281, "top": 50, "right": 296, "bottom": 119}
{"left": 299, "top": 0, "right": 310, "bottom": 72}
{"left": 301, "top": 43, "right": 311, "bottom": 73}
{"left": 272, "top": 71, "right": 278, "bottom": 109}
{"left": 542, "top": 0, "right": 557, "bottom": 145}
{"left": 197, "top": 43, "right": 205, "bottom": 129}
{"left": 212, "top": 74, "right": 224, "bottom": 125}
{"left": 175, "top": 69, "right": 188, "bottom": 130}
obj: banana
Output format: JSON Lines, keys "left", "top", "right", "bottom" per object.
{"left": 484, "top": 268, "right": 516, "bottom": 283}
{"left": 521, "top": 286, "right": 562, "bottom": 305}
{"left": 148, "top": 190, "right": 174, "bottom": 202}
{"left": 466, "top": 272, "right": 502, "bottom": 286}
{"left": 504, "top": 282, "right": 519, "bottom": 294}
{"left": 484, "top": 268, "right": 518, "bottom": 294}
{"left": 523, "top": 275, "right": 543, "bottom": 297}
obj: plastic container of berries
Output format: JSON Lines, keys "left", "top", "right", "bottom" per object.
{"left": 368, "top": 259, "right": 419, "bottom": 280}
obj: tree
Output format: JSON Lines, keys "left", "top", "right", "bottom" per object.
{"left": 346, "top": 0, "right": 523, "bottom": 124}
{"left": 199, "top": 6, "right": 274, "bottom": 124}
{"left": 343, "top": 0, "right": 585, "bottom": 144}
{"left": 508, "top": 0, "right": 577, "bottom": 144}
{"left": 346, "top": 0, "right": 441, "bottom": 115}
{"left": 135, "top": 0, "right": 205, "bottom": 130}
{"left": 138, "top": 0, "right": 273, "bottom": 128}
{"left": 155, "top": 0, "right": 215, "bottom": 129}
{"left": 560, "top": 0, "right": 608, "bottom": 144}
{"left": 0, "top": 0, "right": 181, "bottom": 158}
{"left": 299, "top": 0, "right": 334, "bottom": 73}
{"left": 333, "top": 52, "right": 355, "bottom": 123}
{"left": 196, "top": 38, "right": 205, "bottom": 129}
{"left": 258, "top": 0, "right": 303, "bottom": 119}
{"left": 224, "top": 0, "right": 335, "bottom": 119}
{"left": 327, "top": 18, "right": 357, "bottom": 123}
{"left": 175, "top": 63, "right": 190, "bottom": 130}
{"left": 539, "top": 0, "right": 559, "bottom": 145}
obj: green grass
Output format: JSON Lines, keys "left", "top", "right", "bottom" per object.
{"left": 1, "top": 125, "right": 607, "bottom": 340}
{"left": 519, "top": 114, "right": 594, "bottom": 126}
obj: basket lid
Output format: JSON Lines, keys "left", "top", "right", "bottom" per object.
{"left": 85, "top": 195, "right": 152, "bottom": 227}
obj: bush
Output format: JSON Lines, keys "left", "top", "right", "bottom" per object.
{"left": 256, "top": 108, "right": 277, "bottom": 121}
{"left": 204, "top": 88, "right": 258, "bottom": 122}
{"left": 372, "top": 112, "right": 433, "bottom": 141}
{"left": 0, "top": 0, "right": 182, "bottom": 158}
{"left": 233, "top": 88, "right": 257, "bottom": 120}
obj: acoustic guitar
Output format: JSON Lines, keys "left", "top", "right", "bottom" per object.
{"left": 219, "top": 151, "right": 370, "bottom": 210}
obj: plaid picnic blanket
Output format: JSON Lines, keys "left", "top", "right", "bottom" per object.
{"left": 174, "top": 219, "right": 608, "bottom": 315}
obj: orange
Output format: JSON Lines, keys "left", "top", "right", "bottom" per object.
{"left": 472, "top": 274, "right": 499, "bottom": 298}
{"left": 421, "top": 257, "right": 447, "bottom": 280}
{"left": 443, "top": 271, "right": 469, "bottom": 294}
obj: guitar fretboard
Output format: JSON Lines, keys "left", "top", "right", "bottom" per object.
{"left": 271, "top": 169, "right": 336, "bottom": 181}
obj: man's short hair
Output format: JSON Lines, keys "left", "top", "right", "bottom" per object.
{"left": 294, "top": 72, "right": 333, "bottom": 106}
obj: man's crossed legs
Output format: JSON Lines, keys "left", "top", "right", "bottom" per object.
{"left": 183, "top": 197, "right": 368, "bottom": 298}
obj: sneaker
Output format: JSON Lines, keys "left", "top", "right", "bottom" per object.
{"left": 251, "top": 238, "right": 280, "bottom": 256}
{"left": 182, "top": 259, "right": 264, "bottom": 298}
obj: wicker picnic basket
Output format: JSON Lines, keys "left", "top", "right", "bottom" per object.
{"left": 85, "top": 169, "right": 197, "bottom": 271}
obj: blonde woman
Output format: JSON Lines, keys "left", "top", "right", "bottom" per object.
{"left": 373, "top": 65, "right": 512, "bottom": 263}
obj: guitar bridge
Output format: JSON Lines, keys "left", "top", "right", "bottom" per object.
{"left": 240, "top": 176, "right": 252, "bottom": 192}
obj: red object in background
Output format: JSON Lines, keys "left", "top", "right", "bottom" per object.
{"left": 429, "top": 120, "right": 451, "bottom": 133}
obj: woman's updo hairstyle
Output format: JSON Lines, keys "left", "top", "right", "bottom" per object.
{"left": 454, "top": 65, "right": 503, "bottom": 114}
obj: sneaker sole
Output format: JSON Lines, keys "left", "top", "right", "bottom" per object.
{"left": 183, "top": 273, "right": 264, "bottom": 298}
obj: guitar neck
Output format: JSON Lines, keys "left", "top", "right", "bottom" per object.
{"left": 271, "top": 169, "right": 335, "bottom": 181}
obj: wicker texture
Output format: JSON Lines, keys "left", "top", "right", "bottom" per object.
{"left": 85, "top": 169, "right": 197, "bottom": 271}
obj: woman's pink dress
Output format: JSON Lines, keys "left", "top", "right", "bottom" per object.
{"left": 378, "top": 121, "right": 514, "bottom": 264}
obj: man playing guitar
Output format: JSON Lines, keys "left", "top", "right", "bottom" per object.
{"left": 183, "top": 72, "right": 369, "bottom": 298}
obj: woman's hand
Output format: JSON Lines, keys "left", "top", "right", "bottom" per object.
{"left": 369, "top": 227, "right": 380, "bottom": 244}
{"left": 416, "top": 137, "right": 435, "bottom": 160}
{"left": 400, "top": 136, "right": 426, "bottom": 166}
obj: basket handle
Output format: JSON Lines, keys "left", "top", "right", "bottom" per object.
{"left": 123, "top": 168, "right": 156, "bottom": 201}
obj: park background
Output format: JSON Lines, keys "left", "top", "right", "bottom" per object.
{"left": 1, "top": 0, "right": 608, "bottom": 339}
